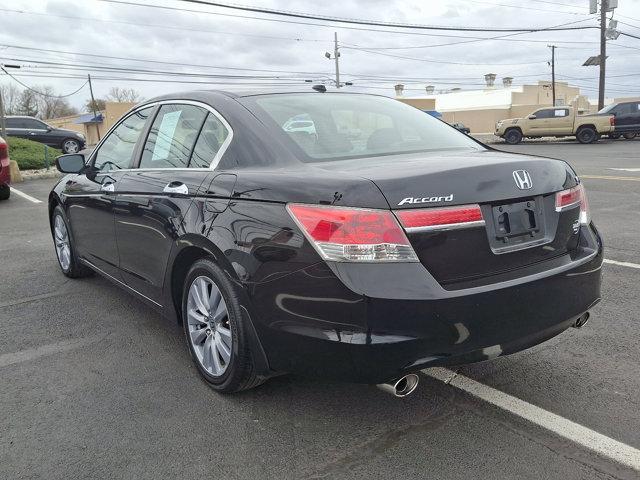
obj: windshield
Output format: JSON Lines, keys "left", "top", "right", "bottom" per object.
{"left": 245, "top": 93, "right": 483, "bottom": 162}
{"left": 598, "top": 104, "right": 616, "bottom": 114}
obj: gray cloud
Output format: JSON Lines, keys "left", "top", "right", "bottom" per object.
{"left": 1, "top": 0, "right": 639, "bottom": 110}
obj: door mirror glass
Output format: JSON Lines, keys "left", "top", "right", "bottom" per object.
{"left": 56, "top": 154, "right": 85, "bottom": 173}
{"left": 527, "top": 114, "right": 537, "bottom": 120}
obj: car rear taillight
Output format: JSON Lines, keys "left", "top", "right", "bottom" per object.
{"left": 555, "top": 184, "right": 590, "bottom": 224}
{"left": 0, "top": 142, "right": 8, "bottom": 162}
{"left": 610, "top": 116, "right": 615, "bottom": 126}
{"left": 395, "top": 204, "right": 484, "bottom": 232}
{"left": 287, "top": 204, "right": 418, "bottom": 262}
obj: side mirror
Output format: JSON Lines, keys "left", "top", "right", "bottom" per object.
{"left": 46, "top": 126, "right": 53, "bottom": 132}
{"left": 56, "top": 154, "right": 85, "bottom": 174}
{"left": 527, "top": 114, "right": 537, "bottom": 120}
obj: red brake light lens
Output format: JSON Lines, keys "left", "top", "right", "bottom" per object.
{"left": 395, "top": 204, "right": 484, "bottom": 232}
{"left": 287, "top": 204, "right": 418, "bottom": 262}
{"left": 555, "top": 184, "right": 589, "bottom": 224}
{"left": 0, "top": 142, "right": 8, "bottom": 162}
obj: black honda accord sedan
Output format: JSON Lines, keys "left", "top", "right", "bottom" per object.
{"left": 49, "top": 89, "right": 602, "bottom": 396}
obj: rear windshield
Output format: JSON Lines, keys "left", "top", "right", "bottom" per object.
{"left": 244, "top": 93, "right": 482, "bottom": 162}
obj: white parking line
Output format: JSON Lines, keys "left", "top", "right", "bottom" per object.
{"left": 604, "top": 259, "right": 640, "bottom": 270}
{"left": 10, "top": 187, "right": 43, "bottom": 204}
{"left": 425, "top": 368, "right": 640, "bottom": 471}
{"left": 0, "top": 336, "right": 102, "bottom": 368}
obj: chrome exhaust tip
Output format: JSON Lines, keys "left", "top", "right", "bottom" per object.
{"left": 377, "top": 373, "right": 419, "bottom": 398}
{"left": 573, "top": 312, "right": 590, "bottom": 328}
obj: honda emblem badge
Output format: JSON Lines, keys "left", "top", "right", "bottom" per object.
{"left": 512, "top": 170, "right": 533, "bottom": 190}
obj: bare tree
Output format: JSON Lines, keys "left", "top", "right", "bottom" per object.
{"left": 0, "top": 83, "right": 22, "bottom": 115}
{"left": 35, "top": 85, "right": 78, "bottom": 120}
{"left": 105, "top": 87, "right": 142, "bottom": 103}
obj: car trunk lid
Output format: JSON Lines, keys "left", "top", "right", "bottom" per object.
{"left": 313, "top": 149, "right": 582, "bottom": 287}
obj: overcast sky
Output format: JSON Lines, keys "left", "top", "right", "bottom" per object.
{"left": 1, "top": 0, "right": 639, "bottom": 110}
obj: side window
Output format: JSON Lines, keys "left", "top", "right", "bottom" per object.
{"left": 189, "top": 113, "right": 230, "bottom": 168}
{"left": 94, "top": 107, "right": 153, "bottom": 172}
{"left": 140, "top": 104, "right": 207, "bottom": 169}
{"left": 6, "top": 118, "right": 19, "bottom": 128}
{"left": 534, "top": 109, "right": 553, "bottom": 119}
{"left": 23, "top": 118, "right": 47, "bottom": 129}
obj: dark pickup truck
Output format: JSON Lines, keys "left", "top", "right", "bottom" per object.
{"left": 599, "top": 101, "right": 640, "bottom": 139}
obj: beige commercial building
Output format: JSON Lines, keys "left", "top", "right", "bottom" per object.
{"left": 47, "top": 102, "right": 136, "bottom": 146}
{"left": 396, "top": 81, "right": 593, "bottom": 134}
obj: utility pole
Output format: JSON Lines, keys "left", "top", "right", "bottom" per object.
{"left": 333, "top": 32, "right": 340, "bottom": 88}
{"left": 598, "top": 0, "right": 608, "bottom": 110}
{"left": 0, "top": 64, "right": 20, "bottom": 139}
{"left": 87, "top": 74, "right": 101, "bottom": 142}
{"left": 0, "top": 86, "right": 6, "bottom": 140}
{"left": 324, "top": 32, "right": 341, "bottom": 88}
{"left": 551, "top": 45, "right": 556, "bottom": 107}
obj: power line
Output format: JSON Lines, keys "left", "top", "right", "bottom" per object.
{"left": 97, "top": 0, "right": 599, "bottom": 33}
{"left": 342, "top": 46, "right": 547, "bottom": 66}
{"left": 0, "top": 7, "right": 326, "bottom": 43}
{"left": 463, "top": 0, "right": 592, "bottom": 16}
{"left": 0, "top": 46, "right": 333, "bottom": 76}
{"left": 1, "top": 67, "right": 88, "bottom": 97}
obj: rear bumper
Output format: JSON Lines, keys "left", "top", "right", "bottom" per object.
{"left": 249, "top": 224, "right": 603, "bottom": 383}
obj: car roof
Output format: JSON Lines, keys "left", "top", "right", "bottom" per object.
{"left": 6, "top": 115, "right": 40, "bottom": 119}
{"left": 143, "top": 87, "right": 385, "bottom": 105}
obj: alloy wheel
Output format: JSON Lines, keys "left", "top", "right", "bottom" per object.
{"left": 186, "top": 276, "right": 233, "bottom": 376}
{"left": 63, "top": 140, "right": 79, "bottom": 153}
{"left": 54, "top": 214, "right": 71, "bottom": 271}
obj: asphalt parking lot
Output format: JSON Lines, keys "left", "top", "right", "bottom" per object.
{"left": 1, "top": 139, "right": 639, "bottom": 479}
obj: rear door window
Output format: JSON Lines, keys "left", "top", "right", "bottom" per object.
{"left": 6, "top": 118, "right": 21, "bottom": 128}
{"left": 189, "top": 112, "right": 230, "bottom": 168}
{"left": 140, "top": 104, "right": 207, "bottom": 169}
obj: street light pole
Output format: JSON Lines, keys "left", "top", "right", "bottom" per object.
{"left": 598, "top": 0, "right": 608, "bottom": 110}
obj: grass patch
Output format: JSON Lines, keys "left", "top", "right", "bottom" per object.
{"left": 7, "top": 137, "right": 61, "bottom": 170}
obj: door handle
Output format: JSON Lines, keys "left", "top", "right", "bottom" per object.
{"left": 163, "top": 181, "right": 189, "bottom": 196}
{"left": 101, "top": 182, "right": 115, "bottom": 193}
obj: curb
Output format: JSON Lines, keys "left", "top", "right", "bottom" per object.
{"left": 20, "top": 167, "right": 62, "bottom": 181}
{"left": 9, "top": 160, "right": 23, "bottom": 183}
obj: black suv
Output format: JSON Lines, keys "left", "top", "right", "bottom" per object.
{"left": 598, "top": 101, "right": 640, "bottom": 139}
{"left": 6, "top": 116, "right": 86, "bottom": 153}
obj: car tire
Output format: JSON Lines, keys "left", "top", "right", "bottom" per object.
{"left": 51, "top": 205, "right": 93, "bottom": 278}
{"left": 61, "top": 138, "right": 81, "bottom": 154}
{"left": 182, "top": 258, "right": 263, "bottom": 393}
{"left": 504, "top": 128, "right": 523, "bottom": 145}
{"left": 0, "top": 184, "right": 9, "bottom": 200}
{"left": 623, "top": 132, "right": 637, "bottom": 140}
{"left": 576, "top": 127, "right": 597, "bottom": 144}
